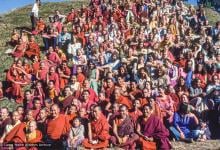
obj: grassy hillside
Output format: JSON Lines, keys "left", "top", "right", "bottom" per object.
{"left": 0, "top": 0, "right": 88, "bottom": 80}
{"left": 0, "top": 1, "right": 88, "bottom": 111}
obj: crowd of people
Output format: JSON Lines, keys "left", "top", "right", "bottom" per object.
{"left": 0, "top": 0, "right": 220, "bottom": 149}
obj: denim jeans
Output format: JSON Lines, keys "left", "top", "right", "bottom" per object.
{"left": 169, "top": 126, "right": 200, "bottom": 140}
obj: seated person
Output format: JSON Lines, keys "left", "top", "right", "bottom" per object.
{"left": 46, "top": 104, "right": 70, "bottom": 149}
{"left": 136, "top": 105, "right": 171, "bottom": 150}
{"left": 58, "top": 27, "right": 71, "bottom": 49}
{"left": 11, "top": 38, "right": 27, "bottom": 58}
{"left": 206, "top": 75, "right": 220, "bottom": 109}
{"left": 10, "top": 29, "right": 20, "bottom": 46}
{"left": 26, "top": 120, "right": 42, "bottom": 144}
{"left": 25, "top": 35, "right": 40, "bottom": 59}
{"left": 34, "top": 17, "right": 46, "bottom": 34}
{"left": 67, "top": 117, "right": 85, "bottom": 149}
{"left": 82, "top": 105, "right": 110, "bottom": 149}
{"left": 0, "top": 111, "right": 26, "bottom": 144}
{"left": 46, "top": 46, "right": 61, "bottom": 66}
{"left": 189, "top": 79, "right": 207, "bottom": 113}
{"left": 170, "top": 103, "right": 200, "bottom": 142}
{"left": 110, "top": 105, "right": 139, "bottom": 150}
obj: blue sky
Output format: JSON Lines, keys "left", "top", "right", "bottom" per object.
{"left": 0, "top": 0, "right": 68, "bottom": 14}
{"left": 0, "top": 0, "right": 198, "bottom": 14}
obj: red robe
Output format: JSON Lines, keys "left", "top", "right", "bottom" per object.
{"left": 26, "top": 130, "right": 42, "bottom": 143}
{"left": 26, "top": 130, "right": 42, "bottom": 150}
{"left": 59, "top": 66, "right": 71, "bottom": 90}
{"left": 32, "top": 62, "right": 40, "bottom": 75}
{"left": 116, "top": 96, "right": 132, "bottom": 109}
{"left": 47, "top": 114, "right": 70, "bottom": 140}
{"left": 6, "top": 68, "right": 24, "bottom": 103}
{"left": 49, "top": 73, "right": 60, "bottom": 91}
{"left": 47, "top": 52, "right": 61, "bottom": 65}
{"left": 138, "top": 115, "right": 171, "bottom": 150}
{"left": 4, "top": 122, "right": 26, "bottom": 143}
{"left": 82, "top": 114, "right": 110, "bottom": 149}
{"left": 25, "top": 42, "right": 40, "bottom": 58}
{"left": 129, "top": 109, "right": 143, "bottom": 123}
{"left": 12, "top": 43, "right": 26, "bottom": 58}
{"left": 77, "top": 73, "right": 85, "bottom": 85}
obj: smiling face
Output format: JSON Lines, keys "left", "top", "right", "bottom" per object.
{"left": 50, "top": 105, "right": 60, "bottom": 118}
{"left": 92, "top": 106, "right": 101, "bottom": 120}
{"left": 28, "top": 121, "right": 37, "bottom": 133}
{"left": 39, "top": 109, "right": 47, "bottom": 120}
{"left": 143, "top": 105, "right": 152, "bottom": 117}
{"left": 119, "top": 105, "right": 128, "bottom": 119}
{"left": 12, "top": 111, "right": 20, "bottom": 123}
{"left": 0, "top": 108, "right": 9, "bottom": 120}
{"left": 73, "top": 118, "right": 81, "bottom": 127}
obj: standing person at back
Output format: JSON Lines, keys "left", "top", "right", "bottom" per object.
{"left": 30, "top": 0, "right": 41, "bottom": 31}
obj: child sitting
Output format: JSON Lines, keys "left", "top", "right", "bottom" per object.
{"left": 67, "top": 117, "right": 85, "bottom": 149}
{"left": 197, "top": 121, "right": 211, "bottom": 142}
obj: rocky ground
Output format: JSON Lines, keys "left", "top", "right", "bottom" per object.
{"left": 171, "top": 140, "right": 220, "bottom": 150}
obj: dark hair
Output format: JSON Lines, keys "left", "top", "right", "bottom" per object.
{"left": 72, "top": 117, "right": 82, "bottom": 124}
{"left": 178, "top": 103, "right": 188, "bottom": 114}
{"left": 142, "top": 104, "right": 153, "bottom": 110}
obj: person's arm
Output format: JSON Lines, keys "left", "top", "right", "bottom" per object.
{"left": 113, "top": 119, "right": 122, "bottom": 144}
{"left": 88, "top": 122, "right": 93, "bottom": 143}
{"left": 189, "top": 112, "right": 199, "bottom": 125}
{"left": 136, "top": 123, "right": 146, "bottom": 139}
{"left": 105, "top": 102, "right": 111, "bottom": 112}
{"left": 95, "top": 68, "right": 99, "bottom": 81}
{"left": 46, "top": 73, "right": 49, "bottom": 85}
{"left": 13, "top": 66, "right": 31, "bottom": 78}
{"left": 206, "top": 85, "right": 215, "bottom": 95}
{"left": 11, "top": 45, "right": 18, "bottom": 53}
{"left": 67, "top": 44, "right": 72, "bottom": 55}
{"left": 173, "top": 113, "right": 185, "bottom": 139}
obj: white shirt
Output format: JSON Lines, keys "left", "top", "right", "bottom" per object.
{"left": 31, "top": 3, "right": 39, "bottom": 17}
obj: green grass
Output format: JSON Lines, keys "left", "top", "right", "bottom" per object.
{"left": 0, "top": 1, "right": 88, "bottom": 111}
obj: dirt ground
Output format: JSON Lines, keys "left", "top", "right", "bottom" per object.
{"left": 171, "top": 140, "right": 220, "bottom": 150}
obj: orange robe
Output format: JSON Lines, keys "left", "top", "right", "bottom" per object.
{"left": 32, "top": 62, "right": 40, "bottom": 75}
{"left": 36, "top": 21, "right": 46, "bottom": 33}
{"left": 6, "top": 68, "right": 24, "bottom": 103}
{"left": 77, "top": 73, "right": 85, "bottom": 85}
{"left": 139, "top": 137, "right": 157, "bottom": 150}
{"left": 4, "top": 122, "right": 26, "bottom": 143}
{"left": 26, "top": 130, "right": 42, "bottom": 143}
{"left": 67, "top": 113, "right": 77, "bottom": 124}
{"left": 49, "top": 73, "right": 60, "bottom": 91}
{"left": 116, "top": 96, "right": 132, "bottom": 109}
{"left": 25, "top": 42, "right": 40, "bottom": 59}
{"left": 47, "top": 114, "right": 70, "bottom": 140}
{"left": 25, "top": 130, "right": 42, "bottom": 150}
{"left": 82, "top": 114, "right": 110, "bottom": 149}
{"left": 59, "top": 67, "right": 71, "bottom": 90}
{"left": 129, "top": 109, "right": 143, "bottom": 123}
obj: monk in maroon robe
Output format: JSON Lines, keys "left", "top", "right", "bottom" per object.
{"left": 110, "top": 105, "right": 139, "bottom": 150}
{"left": 137, "top": 105, "right": 171, "bottom": 150}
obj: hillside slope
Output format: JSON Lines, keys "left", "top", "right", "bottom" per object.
{"left": 0, "top": 0, "right": 88, "bottom": 80}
